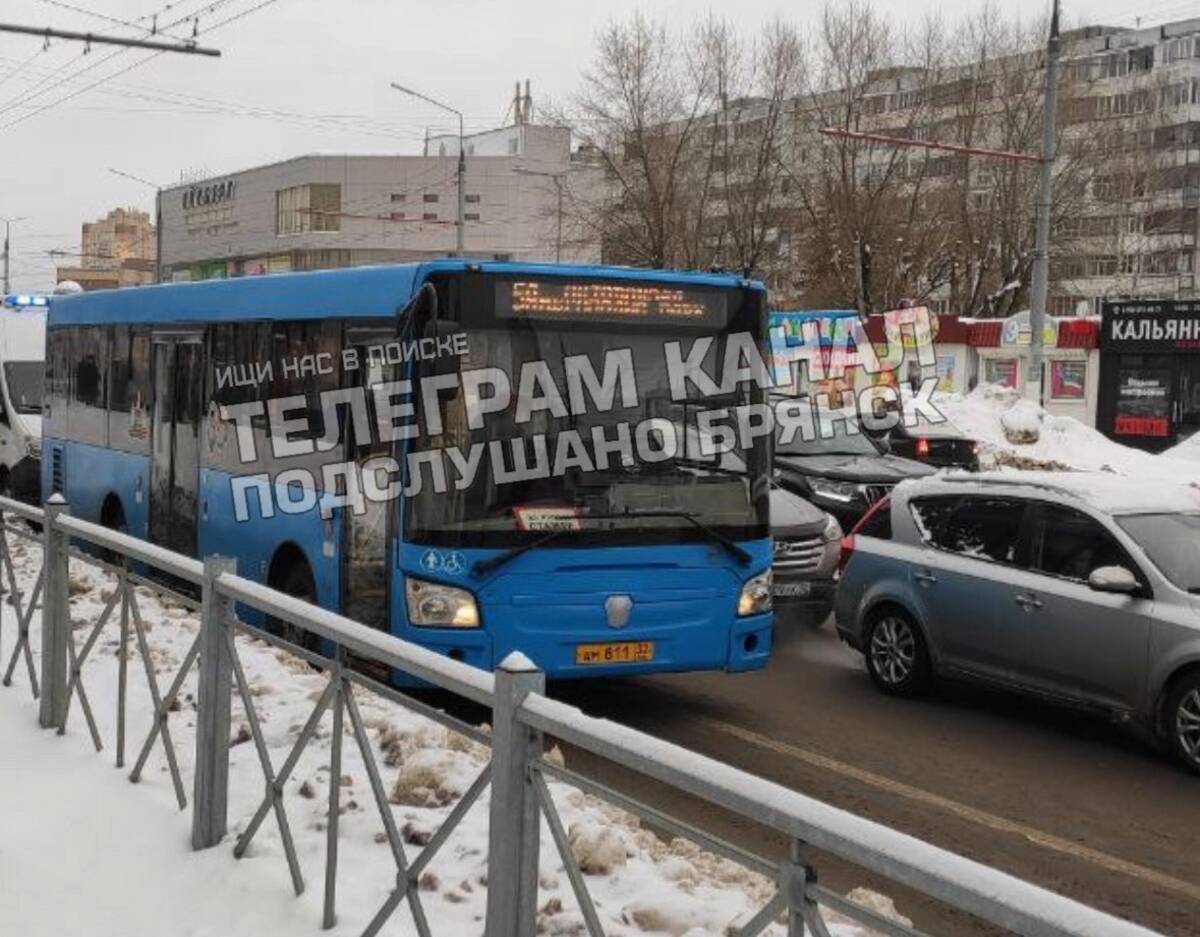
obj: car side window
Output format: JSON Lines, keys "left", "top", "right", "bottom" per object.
{"left": 911, "top": 495, "right": 1025, "bottom": 565}
{"left": 857, "top": 501, "right": 893, "bottom": 540}
{"left": 1031, "top": 504, "right": 1140, "bottom": 585}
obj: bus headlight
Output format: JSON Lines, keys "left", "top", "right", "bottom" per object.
{"left": 405, "top": 577, "right": 480, "bottom": 628}
{"left": 737, "top": 570, "right": 773, "bottom": 617}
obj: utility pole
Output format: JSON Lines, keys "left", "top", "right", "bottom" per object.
{"left": 391, "top": 82, "right": 466, "bottom": 257}
{"left": 1028, "top": 0, "right": 1061, "bottom": 405}
{"left": 1, "top": 217, "right": 25, "bottom": 295}
{"left": 2, "top": 220, "right": 9, "bottom": 295}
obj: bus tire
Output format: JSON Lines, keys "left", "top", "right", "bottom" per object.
{"left": 99, "top": 496, "right": 128, "bottom": 564}
{"left": 267, "top": 555, "right": 321, "bottom": 656}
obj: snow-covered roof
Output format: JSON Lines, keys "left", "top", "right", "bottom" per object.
{"left": 898, "top": 470, "right": 1200, "bottom": 516}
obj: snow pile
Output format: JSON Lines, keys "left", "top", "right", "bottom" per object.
{"left": 1164, "top": 431, "right": 1200, "bottom": 464}
{"left": 930, "top": 384, "right": 1200, "bottom": 488}
{"left": 0, "top": 538, "right": 888, "bottom": 937}
{"left": 999, "top": 398, "right": 1042, "bottom": 444}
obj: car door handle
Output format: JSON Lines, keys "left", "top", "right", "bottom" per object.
{"left": 1015, "top": 593, "right": 1043, "bottom": 610}
{"left": 914, "top": 570, "right": 938, "bottom": 585}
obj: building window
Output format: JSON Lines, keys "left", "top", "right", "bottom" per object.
{"left": 390, "top": 193, "right": 406, "bottom": 203}
{"left": 465, "top": 194, "right": 481, "bottom": 204}
{"left": 276, "top": 184, "right": 341, "bottom": 235}
{"left": 984, "top": 358, "right": 1019, "bottom": 389}
{"left": 389, "top": 212, "right": 406, "bottom": 221}
{"left": 423, "top": 212, "right": 438, "bottom": 221}
{"left": 1050, "top": 361, "right": 1087, "bottom": 400}
{"left": 465, "top": 212, "right": 481, "bottom": 221}
{"left": 423, "top": 193, "right": 439, "bottom": 203}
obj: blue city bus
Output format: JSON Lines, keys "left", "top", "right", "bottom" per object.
{"left": 42, "top": 261, "right": 773, "bottom": 679}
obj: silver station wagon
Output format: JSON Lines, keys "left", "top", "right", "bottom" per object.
{"left": 833, "top": 472, "right": 1200, "bottom": 774}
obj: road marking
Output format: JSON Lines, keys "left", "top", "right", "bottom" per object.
{"left": 702, "top": 717, "right": 1200, "bottom": 904}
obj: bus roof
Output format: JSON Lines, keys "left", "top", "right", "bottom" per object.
{"left": 47, "top": 260, "right": 763, "bottom": 327}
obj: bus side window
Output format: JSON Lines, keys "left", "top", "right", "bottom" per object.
{"left": 206, "top": 322, "right": 273, "bottom": 474}
{"left": 108, "top": 326, "right": 152, "bottom": 454}
{"left": 44, "top": 328, "right": 70, "bottom": 439}
{"left": 69, "top": 325, "right": 109, "bottom": 448}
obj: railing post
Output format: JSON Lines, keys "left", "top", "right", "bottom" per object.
{"left": 38, "top": 495, "right": 69, "bottom": 729}
{"left": 192, "top": 554, "right": 236, "bottom": 850}
{"left": 782, "top": 838, "right": 814, "bottom": 937}
{"left": 485, "top": 652, "right": 545, "bottom": 937}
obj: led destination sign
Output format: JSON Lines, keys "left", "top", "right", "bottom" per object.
{"left": 495, "top": 279, "right": 729, "bottom": 326}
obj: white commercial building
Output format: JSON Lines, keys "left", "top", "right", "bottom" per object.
{"left": 158, "top": 123, "right": 601, "bottom": 281}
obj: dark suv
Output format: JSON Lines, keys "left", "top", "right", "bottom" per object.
{"left": 774, "top": 422, "right": 936, "bottom": 528}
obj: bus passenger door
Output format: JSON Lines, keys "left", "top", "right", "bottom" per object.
{"left": 150, "top": 335, "right": 204, "bottom": 556}
{"left": 341, "top": 329, "right": 399, "bottom": 632}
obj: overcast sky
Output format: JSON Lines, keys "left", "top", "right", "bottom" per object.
{"left": 0, "top": 0, "right": 1177, "bottom": 290}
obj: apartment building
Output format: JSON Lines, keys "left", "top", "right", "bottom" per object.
{"left": 55, "top": 207, "right": 157, "bottom": 292}
{"left": 682, "top": 16, "right": 1200, "bottom": 315}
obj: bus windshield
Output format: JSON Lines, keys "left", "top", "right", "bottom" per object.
{"left": 4, "top": 361, "right": 44, "bottom": 414}
{"left": 405, "top": 273, "right": 770, "bottom": 548}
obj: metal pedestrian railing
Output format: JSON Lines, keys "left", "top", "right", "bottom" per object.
{"left": 0, "top": 492, "right": 1169, "bottom": 937}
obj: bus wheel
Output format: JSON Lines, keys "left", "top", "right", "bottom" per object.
{"left": 99, "top": 497, "right": 128, "bottom": 565}
{"left": 267, "top": 560, "right": 321, "bottom": 657}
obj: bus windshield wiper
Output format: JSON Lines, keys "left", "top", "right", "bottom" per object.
{"left": 617, "top": 508, "right": 751, "bottom": 566}
{"left": 472, "top": 508, "right": 752, "bottom": 577}
{"left": 472, "top": 526, "right": 581, "bottom": 577}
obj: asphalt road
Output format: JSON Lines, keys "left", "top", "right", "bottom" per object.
{"left": 547, "top": 609, "right": 1200, "bottom": 937}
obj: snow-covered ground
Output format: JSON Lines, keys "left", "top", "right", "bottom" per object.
{"left": 0, "top": 534, "right": 897, "bottom": 937}
{"left": 927, "top": 384, "right": 1200, "bottom": 488}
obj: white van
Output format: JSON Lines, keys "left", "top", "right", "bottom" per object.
{"left": 0, "top": 295, "right": 46, "bottom": 503}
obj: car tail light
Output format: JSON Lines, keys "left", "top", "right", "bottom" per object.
{"left": 915, "top": 437, "right": 930, "bottom": 457}
{"left": 836, "top": 533, "right": 856, "bottom": 575}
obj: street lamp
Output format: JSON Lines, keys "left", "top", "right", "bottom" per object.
{"left": 390, "top": 81, "right": 466, "bottom": 257}
{"left": 514, "top": 166, "right": 566, "bottom": 263}
{"left": 108, "top": 168, "right": 164, "bottom": 283}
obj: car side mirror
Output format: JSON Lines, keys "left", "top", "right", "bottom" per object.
{"left": 1088, "top": 566, "right": 1139, "bottom": 595}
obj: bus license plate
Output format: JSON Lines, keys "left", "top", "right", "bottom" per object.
{"left": 575, "top": 641, "right": 654, "bottom": 665}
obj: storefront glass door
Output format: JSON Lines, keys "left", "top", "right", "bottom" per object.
{"left": 1178, "top": 357, "right": 1200, "bottom": 435}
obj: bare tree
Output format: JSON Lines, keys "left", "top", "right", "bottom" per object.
{"left": 560, "top": 14, "right": 719, "bottom": 268}
{"left": 935, "top": 3, "right": 1096, "bottom": 318}
{"left": 788, "top": 1, "right": 952, "bottom": 313}
{"left": 698, "top": 17, "right": 806, "bottom": 282}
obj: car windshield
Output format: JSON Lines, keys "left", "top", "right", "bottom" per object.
{"left": 896, "top": 416, "right": 966, "bottom": 440}
{"left": 775, "top": 421, "right": 880, "bottom": 457}
{"left": 404, "top": 274, "right": 770, "bottom": 548}
{"left": 4, "top": 361, "right": 43, "bottom": 414}
{"left": 1116, "top": 513, "right": 1200, "bottom": 592}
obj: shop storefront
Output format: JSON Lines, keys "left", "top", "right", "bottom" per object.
{"left": 768, "top": 309, "right": 974, "bottom": 401}
{"left": 1098, "top": 300, "right": 1200, "bottom": 452}
{"left": 967, "top": 311, "right": 1099, "bottom": 424}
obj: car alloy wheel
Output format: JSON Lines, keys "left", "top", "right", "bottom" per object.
{"left": 870, "top": 615, "right": 916, "bottom": 687}
{"left": 1175, "top": 688, "right": 1200, "bottom": 770}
